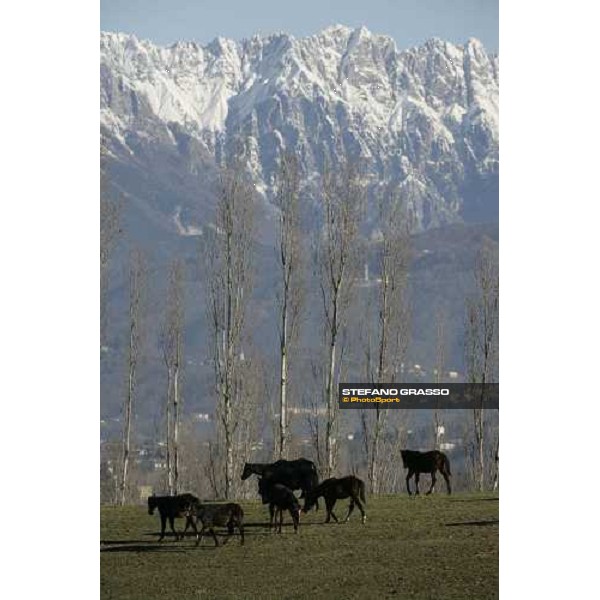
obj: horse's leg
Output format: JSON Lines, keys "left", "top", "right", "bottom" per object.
{"left": 189, "top": 516, "right": 199, "bottom": 543}
{"left": 329, "top": 500, "right": 340, "bottom": 523}
{"left": 238, "top": 519, "right": 245, "bottom": 545}
{"left": 210, "top": 527, "right": 219, "bottom": 547}
{"left": 279, "top": 508, "right": 284, "bottom": 534}
{"left": 344, "top": 499, "right": 355, "bottom": 523}
{"left": 406, "top": 470, "right": 414, "bottom": 496}
{"left": 324, "top": 498, "right": 334, "bottom": 523}
{"left": 355, "top": 498, "right": 366, "bottom": 524}
{"left": 168, "top": 515, "right": 179, "bottom": 540}
{"left": 269, "top": 504, "right": 275, "bottom": 531}
{"left": 426, "top": 471, "right": 437, "bottom": 495}
{"left": 197, "top": 525, "right": 206, "bottom": 547}
{"left": 443, "top": 470, "right": 452, "bottom": 495}
{"left": 291, "top": 510, "right": 299, "bottom": 534}
{"left": 181, "top": 516, "right": 191, "bottom": 538}
{"left": 222, "top": 520, "right": 233, "bottom": 546}
{"left": 159, "top": 513, "right": 167, "bottom": 541}
{"left": 414, "top": 472, "right": 420, "bottom": 495}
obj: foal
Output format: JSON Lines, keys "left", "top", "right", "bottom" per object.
{"left": 192, "top": 502, "right": 245, "bottom": 547}
{"left": 258, "top": 480, "right": 301, "bottom": 534}
{"left": 303, "top": 476, "right": 367, "bottom": 524}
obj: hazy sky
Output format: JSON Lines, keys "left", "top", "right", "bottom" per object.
{"left": 101, "top": 0, "right": 498, "bottom": 53}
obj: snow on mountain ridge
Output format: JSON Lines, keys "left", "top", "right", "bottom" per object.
{"left": 101, "top": 25, "right": 498, "bottom": 231}
{"left": 101, "top": 27, "right": 497, "bottom": 133}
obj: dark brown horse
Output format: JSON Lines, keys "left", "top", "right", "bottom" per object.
{"left": 303, "top": 476, "right": 366, "bottom": 524}
{"left": 400, "top": 450, "right": 452, "bottom": 495}
{"left": 147, "top": 493, "right": 199, "bottom": 541}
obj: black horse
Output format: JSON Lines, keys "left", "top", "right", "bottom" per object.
{"left": 258, "top": 480, "right": 301, "bottom": 534}
{"left": 400, "top": 450, "right": 452, "bottom": 495}
{"left": 241, "top": 458, "right": 319, "bottom": 502}
{"left": 303, "top": 476, "right": 367, "bottom": 524}
{"left": 147, "top": 493, "right": 199, "bottom": 541}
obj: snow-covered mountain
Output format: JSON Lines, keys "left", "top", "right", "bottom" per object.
{"left": 101, "top": 25, "right": 498, "bottom": 234}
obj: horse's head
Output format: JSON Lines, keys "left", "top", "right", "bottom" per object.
{"left": 292, "top": 498, "right": 302, "bottom": 520}
{"left": 147, "top": 495, "right": 157, "bottom": 515}
{"left": 400, "top": 450, "right": 409, "bottom": 469}
{"left": 302, "top": 490, "right": 317, "bottom": 514}
{"left": 241, "top": 463, "right": 253, "bottom": 481}
{"left": 257, "top": 478, "right": 271, "bottom": 504}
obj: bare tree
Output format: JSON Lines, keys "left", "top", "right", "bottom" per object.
{"left": 204, "top": 159, "right": 256, "bottom": 499}
{"left": 492, "top": 444, "right": 499, "bottom": 491}
{"left": 161, "top": 258, "right": 185, "bottom": 495}
{"left": 236, "top": 344, "right": 268, "bottom": 497}
{"left": 100, "top": 143, "right": 121, "bottom": 349}
{"left": 433, "top": 306, "right": 448, "bottom": 450}
{"left": 465, "top": 239, "right": 499, "bottom": 491}
{"left": 360, "top": 189, "right": 411, "bottom": 493}
{"left": 119, "top": 248, "right": 146, "bottom": 505}
{"left": 316, "top": 158, "right": 365, "bottom": 477}
{"left": 304, "top": 362, "right": 324, "bottom": 468}
{"left": 274, "top": 152, "right": 303, "bottom": 459}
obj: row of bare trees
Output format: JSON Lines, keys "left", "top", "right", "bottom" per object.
{"left": 465, "top": 240, "right": 499, "bottom": 491}
{"left": 360, "top": 190, "right": 411, "bottom": 493}
{"left": 101, "top": 143, "right": 499, "bottom": 503}
{"left": 203, "top": 158, "right": 258, "bottom": 499}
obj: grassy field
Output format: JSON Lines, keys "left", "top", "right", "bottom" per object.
{"left": 101, "top": 493, "right": 498, "bottom": 600}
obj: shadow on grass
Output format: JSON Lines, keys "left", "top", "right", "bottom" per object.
{"left": 101, "top": 544, "right": 187, "bottom": 553}
{"left": 449, "top": 497, "right": 499, "bottom": 503}
{"left": 242, "top": 521, "right": 325, "bottom": 529}
{"left": 445, "top": 520, "right": 499, "bottom": 527}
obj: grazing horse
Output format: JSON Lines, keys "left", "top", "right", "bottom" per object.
{"left": 241, "top": 458, "right": 319, "bottom": 500}
{"left": 400, "top": 450, "right": 452, "bottom": 495}
{"left": 303, "top": 476, "right": 367, "bottom": 524}
{"left": 147, "top": 493, "right": 199, "bottom": 541}
{"left": 258, "top": 480, "right": 301, "bottom": 534}
{"left": 191, "top": 502, "right": 245, "bottom": 547}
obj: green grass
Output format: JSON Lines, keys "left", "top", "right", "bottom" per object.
{"left": 101, "top": 493, "right": 498, "bottom": 600}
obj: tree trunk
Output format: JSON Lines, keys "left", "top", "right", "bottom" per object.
{"left": 279, "top": 325, "right": 288, "bottom": 459}
{"left": 165, "top": 368, "right": 173, "bottom": 495}
{"left": 224, "top": 393, "right": 234, "bottom": 499}
{"left": 120, "top": 352, "right": 135, "bottom": 505}
{"left": 368, "top": 408, "right": 383, "bottom": 494}
{"left": 172, "top": 363, "right": 180, "bottom": 495}
{"left": 325, "top": 334, "right": 337, "bottom": 477}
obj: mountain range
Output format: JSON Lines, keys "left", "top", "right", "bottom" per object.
{"left": 100, "top": 26, "right": 499, "bottom": 436}
{"left": 101, "top": 25, "right": 498, "bottom": 234}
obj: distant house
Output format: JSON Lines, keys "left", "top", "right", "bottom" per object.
{"left": 289, "top": 406, "right": 327, "bottom": 416}
{"left": 193, "top": 413, "right": 211, "bottom": 423}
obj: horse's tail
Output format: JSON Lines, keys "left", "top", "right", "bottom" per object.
{"left": 359, "top": 479, "right": 367, "bottom": 504}
{"left": 444, "top": 454, "right": 452, "bottom": 476}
